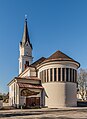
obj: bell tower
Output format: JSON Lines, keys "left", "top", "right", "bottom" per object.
{"left": 19, "top": 17, "right": 33, "bottom": 74}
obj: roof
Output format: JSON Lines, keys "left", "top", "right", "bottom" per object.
{"left": 8, "top": 76, "right": 41, "bottom": 86}
{"left": 47, "top": 50, "right": 74, "bottom": 60}
{"left": 20, "top": 18, "right": 32, "bottom": 49}
{"left": 16, "top": 76, "right": 41, "bottom": 81}
{"left": 30, "top": 50, "right": 80, "bottom": 68}
{"left": 18, "top": 83, "right": 43, "bottom": 89}
{"left": 30, "top": 57, "right": 46, "bottom": 67}
{"left": 42, "top": 50, "right": 80, "bottom": 67}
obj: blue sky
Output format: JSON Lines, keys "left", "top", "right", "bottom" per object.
{"left": 0, "top": 0, "right": 87, "bottom": 93}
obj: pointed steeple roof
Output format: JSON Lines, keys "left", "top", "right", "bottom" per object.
{"left": 21, "top": 17, "right": 32, "bottom": 49}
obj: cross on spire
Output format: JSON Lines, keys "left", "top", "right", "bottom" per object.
{"left": 25, "top": 14, "right": 27, "bottom": 21}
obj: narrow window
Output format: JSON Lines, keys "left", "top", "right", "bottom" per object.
{"left": 44, "top": 70, "right": 46, "bottom": 82}
{"left": 47, "top": 69, "right": 49, "bottom": 82}
{"left": 73, "top": 69, "right": 74, "bottom": 82}
{"left": 58, "top": 68, "right": 61, "bottom": 81}
{"left": 66, "top": 68, "right": 69, "bottom": 82}
{"left": 70, "top": 68, "right": 72, "bottom": 82}
{"left": 50, "top": 68, "right": 52, "bottom": 81}
{"left": 75, "top": 70, "right": 77, "bottom": 83}
{"left": 54, "top": 68, "right": 56, "bottom": 81}
{"left": 26, "top": 61, "right": 29, "bottom": 66}
{"left": 62, "top": 68, "right": 65, "bottom": 81}
{"left": 25, "top": 61, "right": 29, "bottom": 69}
{"left": 42, "top": 71, "right": 44, "bottom": 83}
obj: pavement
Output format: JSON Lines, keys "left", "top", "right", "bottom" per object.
{"left": 0, "top": 107, "right": 87, "bottom": 119}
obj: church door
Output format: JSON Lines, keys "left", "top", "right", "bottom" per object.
{"left": 26, "top": 97, "right": 40, "bottom": 107}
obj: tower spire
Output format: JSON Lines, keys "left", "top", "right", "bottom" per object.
{"left": 19, "top": 17, "right": 33, "bottom": 74}
{"left": 21, "top": 16, "right": 32, "bottom": 49}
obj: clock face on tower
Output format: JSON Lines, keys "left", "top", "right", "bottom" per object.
{"left": 25, "top": 52, "right": 29, "bottom": 55}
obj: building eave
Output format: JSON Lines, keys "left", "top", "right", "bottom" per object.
{"left": 37, "top": 60, "right": 80, "bottom": 70}
{"left": 7, "top": 78, "right": 17, "bottom": 86}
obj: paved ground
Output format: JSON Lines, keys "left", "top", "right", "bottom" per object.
{"left": 0, "top": 107, "right": 87, "bottom": 119}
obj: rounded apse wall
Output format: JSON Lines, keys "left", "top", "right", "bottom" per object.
{"left": 43, "top": 82, "right": 77, "bottom": 108}
{"left": 37, "top": 61, "right": 78, "bottom": 108}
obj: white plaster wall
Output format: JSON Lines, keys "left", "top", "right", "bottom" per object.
{"left": 43, "top": 82, "right": 77, "bottom": 108}
{"left": 16, "top": 84, "right": 20, "bottom": 108}
{"left": 9, "top": 83, "right": 14, "bottom": 106}
{"left": 21, "top": 70, "right": 30, "bottom": 77}
{"left": 30, "top": 71, "right": 36, "bottom": 77}
{"left": 19, "top": 44, "right": 33, "bottom": 74}
{"left": 20, "top": 67, "right": 36, "bottom": 78}
{"left": 65, "top": 82, "right": 77, "bottom": 106}
{"left": 19, "top": 46, "right": 24, "bottom": 56}
{"left": 9, "top": 82, "right": 20, "bottom": 107}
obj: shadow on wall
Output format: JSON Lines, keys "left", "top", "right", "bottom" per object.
{"left": 44, "top": 89, "right": 48, "bottom": 98}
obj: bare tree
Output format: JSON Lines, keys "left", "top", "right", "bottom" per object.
{"left": 77, "top": 68, "right": 87, "bottom": 100}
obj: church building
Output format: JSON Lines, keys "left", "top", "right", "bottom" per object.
{"left": 8, "top": 18, "right": 80, "bottom": 108}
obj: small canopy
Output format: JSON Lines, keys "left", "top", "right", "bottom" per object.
{"left": 18, "top": 83, "right": 43, "bottom": 89}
